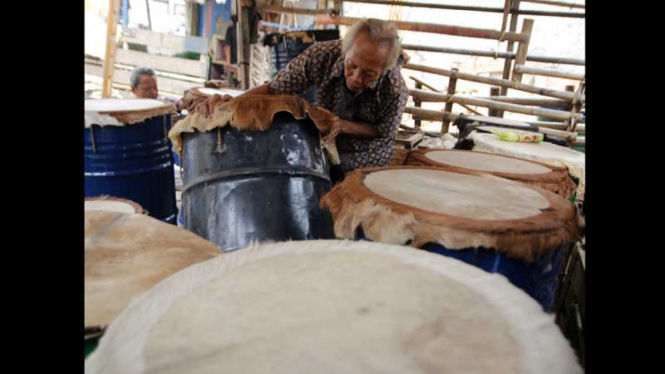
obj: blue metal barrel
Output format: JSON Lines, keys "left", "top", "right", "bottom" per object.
{"left": 84, "top": 99, "right": 178, "bottom": 224}
{"left": 355, "top": 228, "right": 566, "bottom": 312}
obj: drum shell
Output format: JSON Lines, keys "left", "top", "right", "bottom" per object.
{"left": 356, "top": 227, "right": 567, "bottom": 312}
{"left": 84, "top": 114, "right": 177, "bottom": 224}
{"left": 182, "top": 112, "right": 336, "bottom": 251}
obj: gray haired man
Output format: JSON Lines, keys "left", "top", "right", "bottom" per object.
{"left": 196, "top": 18, "right": 408, "bottom": 179}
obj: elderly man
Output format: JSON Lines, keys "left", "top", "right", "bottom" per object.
{"left": 197, "top": 18, "right": 408, "bottom": 178}
{"left": 130, "top": 67, "right": 184, "bottom": 111}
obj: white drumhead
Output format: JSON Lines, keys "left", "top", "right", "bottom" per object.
{"left": 364, "top": 168, "right": 550, "bottom": 220}
{"left": 84, "top": 99, "right": 168, "bottom": 113}
{"left": 85, "top": 240, "right": 582, "bottom": 374}
{"left": 425, "top": 150, "right": 551, "bottom": 174}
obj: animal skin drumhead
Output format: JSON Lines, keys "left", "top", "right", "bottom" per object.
{"left": 85, "top": 240, "right": 582, "bottom": 374}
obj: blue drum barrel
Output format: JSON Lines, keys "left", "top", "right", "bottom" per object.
{"left": 322, "top": 166, "right": 582, "bottom": 311}
{"left": 84, "top": 99, "right": 177, "bottom": 224}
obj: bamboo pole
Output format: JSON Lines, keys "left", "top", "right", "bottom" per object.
{"left": 102, "top": 0, "right": 122, "bottom": 98}
{"left": 514, "top": 64, "right": 585, "bottom": 80}
{"left": 401, "top": 44, "right": 585, "bottom": 66}
{"left": 406, "top": 108, "right": 577, "bottom": 142}
{"left": 485, "top": 96, "right": 570, "bottom": 107}
{"left": 409, "top": 89, "right": 581, "bottom": 121}
{"left": 409, "top": 76, "right": 484, "bottom": 116}
{"left": 526, "top": 120, "right": 584, "bottom": 131}
{"left": 521, "top": 0, "right": 585, "bottom": 9}
{"left": 409, "top": 76, "right": 439, "bottom": 92}
{"left": 315, "top": 14, "right": 529, "bottom": 42}
{"left": 261, "top": 5, "right": 333, "bottom": 15}
{"left": 574, "top": 136, "right": 585, "bottom": 146}
{"left": 338, "top": 0, "right": 584, "bottom": 17}
{"left": 404, "top": 63, "right": 582, "bottom": 102}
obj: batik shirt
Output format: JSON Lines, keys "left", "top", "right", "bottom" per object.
{"left": 269, "top": 40, "right": 408, "bottom": 173}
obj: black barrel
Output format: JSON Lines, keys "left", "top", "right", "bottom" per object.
{"left": 181, "top": 112, "right": 336, "bottom": 251}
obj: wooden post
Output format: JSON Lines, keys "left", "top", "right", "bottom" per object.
{"left": 567, "top": 81, "right": 585, "bottom": 132}
{"left": 501, "top": 0, "right": 511, "bottom": 32}
{"left": 440, "top": 68, "right": 458, "bottom": 136}
{"left": 511, "top": 18, "right": 535, "bottom": 84}
{"left": 102, "top": 0, "right": 122, "bottom": 98}
{"left": 500, "top": 0, "right": 521, "bottom": 102}
{"left": 489, "top": 87, "right": 501, "bottom": 117}
{"left": 414, "top": 81, "right": 422, "bottom": 128}
{"left": 236, "top": 0, "right": 252, "bottom": 90}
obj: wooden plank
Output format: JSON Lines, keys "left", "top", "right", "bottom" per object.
{"left": 441, "top": 68, "right": 459, "bottom": 135}
{"left": 410, "top": 89, "right": 581, "bottom": 121}
{"left": 116, "top": 49, "right": 206, "bottom": 78}
{"left": 102, "top": 0, "right": 122, "bottom": 98}
{"left": 500, "top": 0, "right": 521, "bottom": 103}
{"left": 515, "top": 64, "right": 584, "bottom": 81}
{"left": 404, "top": 63, "right": 580, "bottom": 102}
{"left": 120, "top": 28, "right": 185, "bottom": 51}
{"left": 315, "top": 15, "right": 529, "bottom": 42}
{"left": 511, "top": 18, "right": 535, "bottom": 84}
{"left": 86, "top": 61, "right": 202, "bottom": 96}
{"left": 501, "top": 0, "right": 511, "bottom": 32}
{"left": 489, "top": 87, "right": 501, "bottom": 117}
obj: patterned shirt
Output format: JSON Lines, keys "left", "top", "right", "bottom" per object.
{"left": 269, "top": 40, "right": 408, "bottom": 173}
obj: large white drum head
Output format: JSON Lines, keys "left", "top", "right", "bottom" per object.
{"left": 86, "top": 240, "right": 582, "bottom": 374}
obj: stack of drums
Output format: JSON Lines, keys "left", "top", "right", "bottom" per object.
{"left": 84, "top": 99, "right": 178, "bottom": 224}
{"left": 178, "top": 111, "right": 336, "bottom": 251}
{"left": 86, "top": 240, "right": 583, "bottom": 374}
{"left": 461, "top": 131, "right": 585, "bottom": 200}
{"left": 84, "top": 199, "right": 221, "bottom": 358}
{"left": 406, "top": 149, "right": 578, "bottom": 200}
{"left": 320, "top": 166, "right": 582, "bottom": 311}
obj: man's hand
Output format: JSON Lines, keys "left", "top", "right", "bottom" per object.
{"left": 321, "top": 116, "right": 342, "bottom": 146}
{"left": 195, "top": 94, "right": 233, "bottom": 118}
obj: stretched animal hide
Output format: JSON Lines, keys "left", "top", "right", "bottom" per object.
{"left": 85, "top": 240, "right": 583, "bottom": 374}
{"left": 84, "top": 211, "right": 221, "bottom": 329}
{"left": 320, "top": 166, "right": 582, "bottom": 263}
{"left": 84, "top": 99, "right": 174, "bottom": 127}
{"left": 406, "top": 149, "right": 578, "bottom": 200}
{"left": 169, "top": 94, "right": 340, "bottom": 164}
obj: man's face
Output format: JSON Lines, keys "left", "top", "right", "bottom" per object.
{"left": 344, "top": 32, "right": 390, "bottom": 93}
{"left": 132, "top": 75, "right": 158, "bottom": 99}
